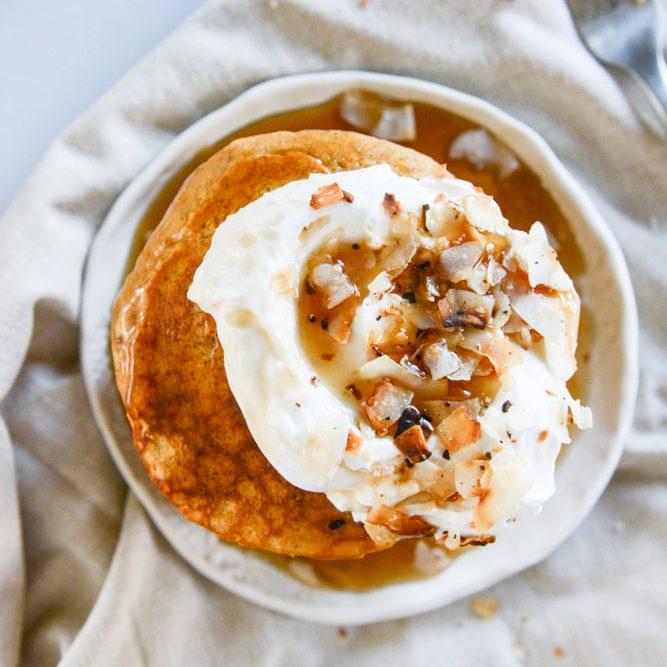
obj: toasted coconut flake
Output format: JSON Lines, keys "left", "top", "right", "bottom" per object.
{"left": 367, "top": 270, "right": 393, "bottom": 296}
{"left": 380, "top": 236, "right": 418, "bottom": 276}
{"left": 436, "top": 406, "right": 482, "bottom": 452}
{"left": 406, "top": 303, "right": 441, "bottom": 330}
{"left": 373, "top": 104, "right": 417, "bottom": 142}
{"left": 366, "top": 505, "right": 436, "bottom": 536}
{"left": 470, "top": 596, "right": 500, "bottom": 619}
{"left": 358, "top": 355, "right": 425, "bottom": 389}
{"left": 567, "top": 396, "right": 593, "bottom": 429}
{"left": 473, "top": 453, "right": 535, "bottom": 532}
{"left": 466, "top": 261, "right": 489, "bottom": 295}
{"left": 438, "top": 289, "right": 494, "bottom": 329}
{"left": 455, "top": 459, "right": 487, "bottom": 498}
{"left": 450, "top": 129, "right": 519, "bottom": 178}
{"left": 310, "top": 182, "right": 352, "bottom": 210}
{"left": 425, "top": 200, "right": 462, "bottom": 237}
{"left": 327, "top": 301, "right": 356, "bottom": 344}
{"left": 287, "top": 560, "right": 321, "bottom": 587}
{"left": 463, "top": 194, "right": 507, "bottom": 233}
{"left": 422, "top": 341, "right": 461, "bottom": 380}
{"left": 309, "top": 262, "right": 358, "bottom": 308}
{"left": 363, "top": 521, "right": 400, "bottom": 547}
{"left": 510, "top": 223, "right": 572, "bottom": 291}
{"left": 383, "top": 193, "right": 402, "bottom": 218}
{"left": 459, "top": 330, "right": 522, "bottom": 375}
{"left": 460, "top": 534, "right": 496, "bottom": 547}
{"left": 363, "top": 378, "right": 414, "bottom": 434}
{"left": 491, "top": 287, "right": 511, "bottom": 328}
{"left": 413, "top": 540, "right": 451, "bottom": 576}
{"left": 486, "top": 257, "right": 507, "bottom": 286}
{"left": 410, "top": 463, "right": 457, "bottom": 502}
{"left": 368, "top": 307, "right": 411, "bottom": 357}
{"left": 447, "top": 351, "right": 479, "bottom": 381}
{"left": 340, "top": 90, "right": 416, "bottom": 142}
{"left": 510, "top": 290, "right": 576, "bottom": 379}
{"left": 394, "top": 424, "right": 431, "bottom": 464}
{"left": 399, "top": 355, "right": 426, "bottom": 378}
{"left": 422, "top": 398, "right": 480, "bottom": 427}
{"left": 438, "top": 241, "right": 484, "bottom": 283}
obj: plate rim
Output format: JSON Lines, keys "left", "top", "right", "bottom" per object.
{"left": 81, "top": 70, "right": 639, "bottom": 625}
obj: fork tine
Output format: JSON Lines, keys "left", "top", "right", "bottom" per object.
{"left": 565, "top": 0, "right": 618, "bottom": 23}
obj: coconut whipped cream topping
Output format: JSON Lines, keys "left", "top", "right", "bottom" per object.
{"left": 189, "top": 164, "right": 592, "bottom": 548}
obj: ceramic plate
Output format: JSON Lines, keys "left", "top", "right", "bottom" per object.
{"left": 81, "top": 71, "right": 638, "bottom": 625}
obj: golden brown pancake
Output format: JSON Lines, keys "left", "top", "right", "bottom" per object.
{"left": 112, "top": 130, "right": 447, "bottom": 559}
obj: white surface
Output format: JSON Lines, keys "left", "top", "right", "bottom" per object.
{"left": 0, "top": 0, "right": 202, "bottom": 214}
{"left": 80, "top": 71, "right": 637, "bottom": 626}
{"left": 1, "top": 1, "right": 665, "bottom": 665}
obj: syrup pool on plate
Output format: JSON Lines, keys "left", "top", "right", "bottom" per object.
{"left": 125, "top": 90, "right": 591, "bottom": 590}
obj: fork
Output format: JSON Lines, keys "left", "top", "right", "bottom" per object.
{"left": 565, "top": 0, "right": 667, "bottom": 133}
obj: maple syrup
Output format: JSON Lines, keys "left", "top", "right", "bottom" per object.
{"left": 126, "top": 90, "right": 591, "bottom": 590}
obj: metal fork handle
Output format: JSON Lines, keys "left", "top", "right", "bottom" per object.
{"left": 629, "top": 50, "right": 667, "bottom": 128}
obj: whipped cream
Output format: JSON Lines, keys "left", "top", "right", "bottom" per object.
{"left": 189, "top": 165, "right": 591, "bottom": 542}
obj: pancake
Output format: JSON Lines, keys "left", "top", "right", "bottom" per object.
{"left": 112, "top": 130, "right": 447, "bottom": 559}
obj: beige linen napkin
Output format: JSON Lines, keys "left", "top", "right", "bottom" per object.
{"left": 1, "top": 1, "right": 666, "bottom": 665}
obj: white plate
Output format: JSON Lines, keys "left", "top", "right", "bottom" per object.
{"left": 81, "top": 71, "right": 638, "bottom": 625}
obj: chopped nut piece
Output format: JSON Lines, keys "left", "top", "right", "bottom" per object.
{"left": 383, "top": 193, "right": 402, "bottom": 217}
{"left": 470, "top": 596, "right": 500, "bottom": 619}
{"left": 394, "top": 424, "right": 431, "bottom": 464}
{"left": 309, "top": 183, "right": 353, "bottom": 209}
{"left": 363, "top": 379, "right": 414, "bottom": 434}
{"left": 366, "top": 505, "right": 436, "bottom": 536}
{"left": 438, "top": 289, "right": 494, "bottom": 329}
{"left": 436, "top": 406, "right": 482, "bottom": 452}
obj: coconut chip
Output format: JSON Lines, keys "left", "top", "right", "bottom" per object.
{"left": 438, "top": 241, "right": 484, "bottom": 282}
{"left": 366, "top": 505, "right": 436, "bottom": 536}
{"left": 436, "top": 406, "right": 482, "bottom": 452}
{"left": 394, "top": 424, "right": 432, "bottom": 464}
{"left": 309, "top": 262, "right": 358, "bottom": 308}
{"left": 422, "top": 341, "right": 461, "bottom": 380}
{"left": 362, "top": 378, "right": 414, "bottom": 434}
{"left": 438, "top": 289, "right": 494, "bottom": 329}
